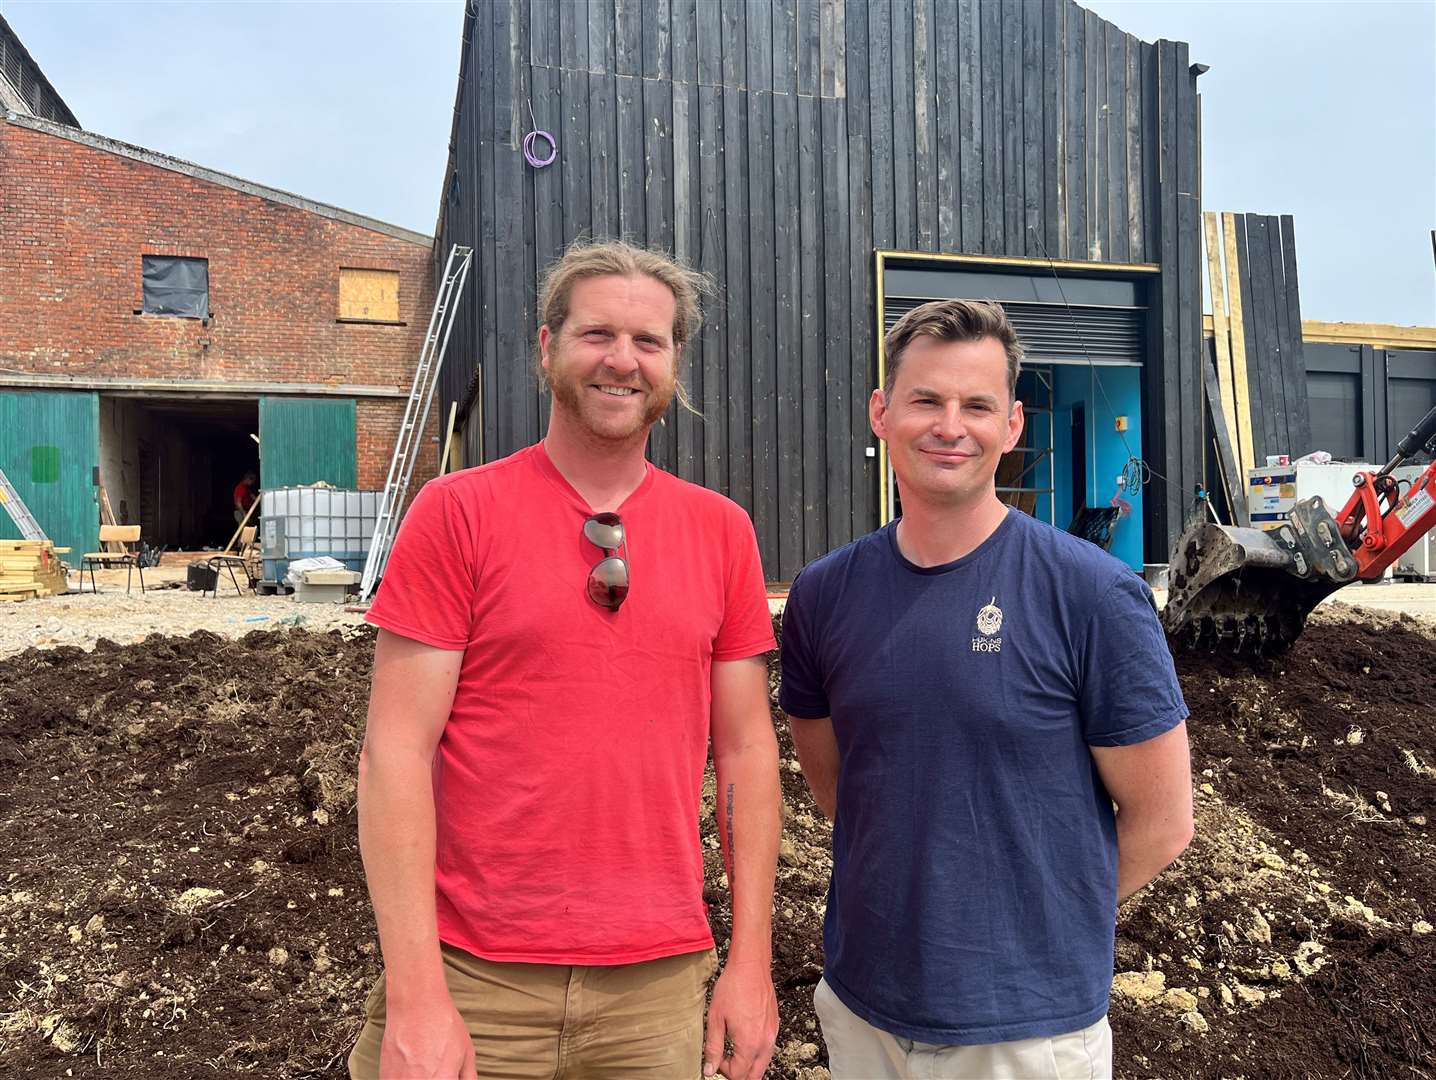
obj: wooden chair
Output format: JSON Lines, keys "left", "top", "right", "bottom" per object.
{"left": 81, "top": 525, "right": 145, "bottom": 595}
{"left": 204, "top": 526, "right": 261, "bottom": 597}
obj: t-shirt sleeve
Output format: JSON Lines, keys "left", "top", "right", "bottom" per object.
{"left": 365, "top": 481, "right": 474, "bottom": 650}
{"left": 711, "top": 504, "right": 777, "bottom": 662}
{"left": 777, "top": 567, "right": 829, "bottom": 719}
{"left": 1079, "top": 570, "right": 1189, "bottom": 746}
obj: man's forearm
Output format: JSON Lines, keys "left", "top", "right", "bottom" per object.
{"left": 357, "top": 745, "right": 449, "bottom": 1004}
{"left": 714, "top": 741, "right": 781, "bottom": 965}
{"left": 1115, "top": 810, "right": 1192, "bottom": 903}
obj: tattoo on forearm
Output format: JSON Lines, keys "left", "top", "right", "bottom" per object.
{"left": 724, "top": 782, "right": 736, "bottom": 882}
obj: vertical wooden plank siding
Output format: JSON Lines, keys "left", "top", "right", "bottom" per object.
{"left": 721, "top": 83, "right": 751, "bottom": 515}
{"left": 616, "top": 75, "right": 645, "bottom": 241}
{"left": 821, "top": 95, "right": 853, "bottom": 550}
{"left": 1278, "top": 215, "right": 1312, "bottom": 454}
{"left": 798, "top": 91, "right": 826, "bottom": 561}
{"left": 587, "top": 73, "right": 618, "bottom": 238}
{"left": 774, "top": 85, "right": 804, "bottom": 575}
{"left": 1107, "top": 26, "right": 1129, "bottom": 263}
{"left": 696, "top": 81, "right": 728, "bottom": 492}
{"left": 748, "top": 88, "right": 779, "bottom": 569}
{"left": 1125, "top": 34, "right": 1143, "bottom": 260}
{"left": 591, "top": 0, "right": 616, "bottom": 73}
{"left": 979, "top": 0, "right": 1004, "bottom": 252}
{"left": 957, "top": 0, "right": 982, "bottom": 250}
{"left": 436, "top": 0, "right": 1205, "bottom": 577}
{"left": 1262, "top": 214, "right": 1295, "bottom": 453}
{"left": 913, "top": 0, "right": 937, "bottom": 252}
{"left": 1021, "top": 0, "right": 1044, "bottom": 257}
{"left": 1000, "top": 0, "right": 1023, "bottom": 254}
{"left": 1156, "top": 39, "right": 1181, "bottom": 539}
{"left": 615, "top": 0, "right": 640, "bottom": 74}
{"left": 1175, "top": 44, "right": 1202, "bottom": 527}
{"left": 845, "top": 1, "right": 874, "bottom": 548}
{"left": 1063, "top": 1, "right": 1085, "bottom": 259}
{"left": 797, "top": 0, "right": 819, "bottom": 96}
{"left": 1041, "top": 0, "right": 1062, "bottom": 258}
{"left": 1087, "top": 8, "right": 1105, "bottom": 260}
{"left": 1246, "top": 215, "right": 1285, "bottom": 456}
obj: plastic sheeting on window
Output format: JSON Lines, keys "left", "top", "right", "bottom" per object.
{"left": 142, "top": 255, "right": 210, "bottom": 318}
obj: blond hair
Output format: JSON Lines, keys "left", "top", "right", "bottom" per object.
{"left": 883, "top": 299, "right": 1023, "bottom": 399}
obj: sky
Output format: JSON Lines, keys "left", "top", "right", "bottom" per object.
{"left": 3, "top": 0, "right": 1433, "bottom": 326}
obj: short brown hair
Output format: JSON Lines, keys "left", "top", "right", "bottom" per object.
{"left": 538, "top": 238, "right": 710, "bottom": 353}
{"left": 882, "top": 299, "right": 1023, "bottom": 399}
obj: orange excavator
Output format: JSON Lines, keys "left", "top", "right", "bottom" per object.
{"left": 1162, "top": 403, "right": 1436, "bottom": 655}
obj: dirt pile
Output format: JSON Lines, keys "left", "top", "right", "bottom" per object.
{"left": 0, "top": 611, "right": 1432, "bottom": 1079}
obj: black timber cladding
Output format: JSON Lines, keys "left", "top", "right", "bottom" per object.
{"left": 435, "top": 0, "right": 1205, "bottom": 579}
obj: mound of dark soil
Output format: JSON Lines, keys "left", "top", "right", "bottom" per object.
{"left": 0, "top": 614, "right": 1432, "bottom": 1079}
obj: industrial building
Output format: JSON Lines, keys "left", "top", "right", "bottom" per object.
{"left": 0, "top": 15, "right": 438, "bottom": 562}
{"left": 431, "top": 0, "right": 1434, "bottom": 583}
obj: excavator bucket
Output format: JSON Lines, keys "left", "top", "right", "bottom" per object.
{"left": 1161, "top": 496, "right": 1360, "bottom": 656}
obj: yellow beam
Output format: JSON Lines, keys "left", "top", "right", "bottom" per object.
{"left": 1222, "top": 213, "right": 1257, "bottom": 477}
{"left": 1203, "top": 212, "right": 1243, "bottom": 472}
{"left": 1300, "top": 321, "right": 1436, "bottom": 350}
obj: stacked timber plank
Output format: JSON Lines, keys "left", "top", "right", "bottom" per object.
{"left": 0, "top": 540, "right": 70, "bottom": 602}
{"left": 1203, "top": 210, "right": 1312, "bottom": 525}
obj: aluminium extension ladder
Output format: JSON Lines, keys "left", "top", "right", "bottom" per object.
{"left": 0, "top": 464, "right": 49, "bottom": 542}
{"left": 359, "top": 244, "right": 474, "bottom": 602}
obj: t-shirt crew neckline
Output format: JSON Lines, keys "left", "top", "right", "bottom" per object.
{"left": 532, "top": 439, "right": 657, "bottom": 515}
{"left": 885, "top": 505, "right": 1020, "bottom": 575}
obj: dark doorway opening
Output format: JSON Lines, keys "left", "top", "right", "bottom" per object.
{"left": 99, "top": 396, "right": 261, "bottom": 550}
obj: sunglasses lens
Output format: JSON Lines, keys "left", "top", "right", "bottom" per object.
{"left": 583, "top": 513, "right": 624, "bottom": 551}
{"left": 587, "top": 556, "right": 629, "bottom": 610}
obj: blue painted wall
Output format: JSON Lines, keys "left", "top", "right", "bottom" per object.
{"left": 1050, "top": 367, "right": 1144, "bottom": 570}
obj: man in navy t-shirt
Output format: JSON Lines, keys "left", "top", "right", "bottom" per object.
{"left": 780, "top": 298, "right": 1192, "bottom": 1079}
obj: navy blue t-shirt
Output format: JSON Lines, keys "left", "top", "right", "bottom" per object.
{"left": 779, "top": 509, "right": 1188, "bottom": 1045}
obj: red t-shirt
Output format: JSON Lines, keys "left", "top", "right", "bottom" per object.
{"left": 233, "top": 482, "right": 256, "bottom": 510}
{"left": 365, "top": 442, "right": 775, "bottom": 964}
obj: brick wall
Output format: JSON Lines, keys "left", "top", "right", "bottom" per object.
{"left": 0, "top": 119, "right": 440, "bottom": 491}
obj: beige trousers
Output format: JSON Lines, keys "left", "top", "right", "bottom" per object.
{"left": 348, "top": 943, "right": 717, "bottom": 1080}
{"left": 815, "top": 977, "right": 1113, "bottom": 1080}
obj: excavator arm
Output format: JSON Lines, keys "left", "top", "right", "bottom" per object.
{"left": 1162, "top": 403, "right": 1436, "bottom": 655}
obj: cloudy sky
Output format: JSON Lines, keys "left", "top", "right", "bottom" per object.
{"left": 4, "top": 0, "right": 1432, "bottom": 325}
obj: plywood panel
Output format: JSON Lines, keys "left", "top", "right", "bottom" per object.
{"left": 338, "top": 269, "right": 400, "bottom": 323}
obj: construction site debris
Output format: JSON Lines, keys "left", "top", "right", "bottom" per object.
{"left": 0, "top": 539, "right": 69, "bottom": 601}
{"left": 0, "top": 609, "right": 1431, "bottom": 1078}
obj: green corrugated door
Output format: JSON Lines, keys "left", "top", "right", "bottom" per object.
{"left": 0, "top": 390, "right": 99, "bottom": 564}
{"left": 258, "top": 397, "right": 358, "bottom": 489}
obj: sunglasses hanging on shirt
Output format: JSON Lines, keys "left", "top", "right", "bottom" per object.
{"left": 583, "top": 512, "right": 629, "bottom": 611}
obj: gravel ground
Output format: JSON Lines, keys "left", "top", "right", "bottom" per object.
{"left": 0, "top": 561, "right": 367, "bottom": 660}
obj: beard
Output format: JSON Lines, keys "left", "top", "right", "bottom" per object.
{"left": 546, "top": 349, "right": 676, "bottom": 442}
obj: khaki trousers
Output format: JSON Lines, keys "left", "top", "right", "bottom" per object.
{"left": 348, "top": 943, "right": 716, "bottom": 1080}
{"left": 816, "top": 977, "right": 1113, "bottom": 1080}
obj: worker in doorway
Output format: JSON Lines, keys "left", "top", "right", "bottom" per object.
{"left": 349, "top": 240, "right": 780, "bottom": 1080}
{"left": 233, "top": 471, "right": 258, "bottom": 525}
{"left": 780, "top": 299, "right": 1193, "bottom": 1080}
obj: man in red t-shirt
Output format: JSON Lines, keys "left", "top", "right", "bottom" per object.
{"left": 232, "top": 471, "right": 258, "bottom": 524}
{"left": 348, "top": 241, "right": 781, "bottom": 1080}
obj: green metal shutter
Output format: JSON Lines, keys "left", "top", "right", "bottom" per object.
{"left": 0, "top": 390, "right": 99, "bottom": 564}
{"left": 258, "top": 398, "right": 358, "bottom": 489}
